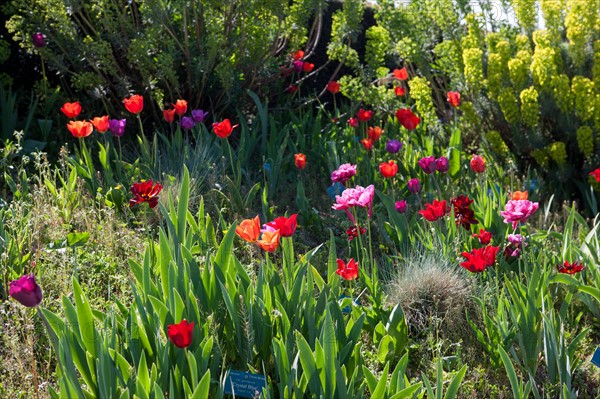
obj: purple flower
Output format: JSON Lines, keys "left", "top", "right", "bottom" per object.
{"left": 500, "top": 200, "right": 539, "bottom": 230}
{"left": 9, "top": 274, "right": 43, "bottom": 307}
{"left": 395, "top": 200, "right": 407, "bottom": 213}
{"left": 436, "top": 156, "right": 449, "bottom": 173}
{"left": 32, "top": 32, "right": 46, "bottom": 48}
{"left": 386, "top": 139, "right": 402, "bottom": 154}
{"left": 109, "top": 119, "right": 126, "bottom": 137}
{"left": 191, "top": 109, "right": 209, "bottom": 123}
{"left": 407, "top": 178, "right": 421, "bottom": 194}
{"left": 293, "top": 61, "right": 304, "bottom": 73}
{"left": 180, "top": 116, "right": 196, "bottom": 130}
{"left": 504, "top": 234, "right": 527, "bottom": 258}
{"left": 508, "top": 234, "right": 525, "bottom": 245}
{"left": 418, "top": 156, "right": 437, "bottom": 174}
{"left": 331, "top": 163, "right": 357, "bottom": 184}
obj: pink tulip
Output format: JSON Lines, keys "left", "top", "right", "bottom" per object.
{"left": 500, "top": 200, "right": 539, "bottom": 230}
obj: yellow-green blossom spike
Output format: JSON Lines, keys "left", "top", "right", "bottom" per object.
{"left": 547, "top": 141, "right": 567, "bottom": 165}
{"left": 576, "top": 126, "right": 594, "bottom": 157}
{"left": 520, "top": 87, "right": 539, "bottom": 128}
{"left": 498, "top": 88, "right": 520, "bottom": 125}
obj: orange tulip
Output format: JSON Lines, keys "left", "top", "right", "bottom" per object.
{"left": 173, "top": 99, "right": 187, "bottom": 116}
{"left": 294, "top": 153, "right": 306, "bottom": 170}
{"left": 367, "top": 126, "right": 383, "bottom": 142}
{"left": 123, "top": 94, "right": 144, "bottom": 114}
{"left": 236, "top": 216, "right": 261, "bottom": 242}
{"left": 91, "top": 116, "right": 109, "bottom": 133}
{"left": 61, "top": 101, "right": 82, "bottom": 119}
{"left": 511, "top": 191, "right": 528, "bottom": 200}
{"left": 257, "top": 230, "right": 281, "bottom": 252}
{"left": 66, "top": 120, "right": 93, "bottom": 138}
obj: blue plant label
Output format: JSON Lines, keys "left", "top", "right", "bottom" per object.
{"left": 224, "top": 370, "right": 267, "bottom": 398}
{"left": 338, "top": 295, "right": 359, "bottom": 314}
{"left": 592, "top": 347, "right": 600, "bottom": 368}
{"left": 327, "top": 182, "right": 345, "bottom": 200}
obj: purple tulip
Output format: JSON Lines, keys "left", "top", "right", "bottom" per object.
{"left": 191, "top": 109, "right": 209, "bottom": 123}
{"left": 9, "top": 274, "right": 43, "bottom": 307}
{"left": 293, "top": 61, "right": 304, "bottom": 73}
{"left": 109, "top": 119, "right": 126, "bottom": 137}
{"left": 436, "top": 156, "right": 449, "bottom": 173}
{"left": 32, "top": 32, "right": 46, "bottom": 48}
{"left": 418, "top": 156, "right": 437, "bottom": 174}
{"left": 395, "top": 200, "right": 407, "bottom": 213}
{"left": 385, "top": 139, "right": 402, "bottom": 154}
{"left": 180, "top": 116, "right": 196, "bottom": 130}
{"left": 407, "top": 178, "right": 421, "bottom": 194}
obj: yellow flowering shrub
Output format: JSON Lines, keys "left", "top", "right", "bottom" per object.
{"left": 485, "top": 130, "right": 510, "bottom": 156}
{"left": 520, "top": 87, "right": 539, "bottom": 128}
{"left": 408, "top": 76, "right": 438, "bottom": 126}
{"left": 508, "top": 51, "right": 531, "bottom": 92}
{"left": 576, "top": 126, "right": 594, "bottom": 158}
{"left": 550, "top": 74, "right": 573, "bottom": 113}
{"left": 547, "top": 141, "right": 567, "bottom": 165}
{"left": 572, "top": 76, "right": 595, "bottom": 122}
{"left": 463, "top": 48, "right": 484, "bottom": 92}
{"left": 532, "top": 148, "right": 549, "bottom": 167}
{"left": 498, "top": 88, "right": 520, "bottom": 125}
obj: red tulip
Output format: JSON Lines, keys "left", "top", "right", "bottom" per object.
{"left": 293, "top": 50, "right": 304, "bottom": 61}
{"left": 212, "top": 119, "right": 238, "bottom": 138}
{"left": 294, "top": 153, "right": 306, "bottom": 170}
{"left": 123, "top": 94, "right": 144, "bottom": 114}
{"left": 360, "top": 138, "right": 373, "bottom": 151}
{"left": 557, "top": 261, "right": 585, "bottom": 274}
{"left": 379, "top": 160, "right": 398, "bottom": 178}
{"left": 346, "top": 226, "right": 366, "bottom": 241}
{"left": 265, "top": 214, "right": 298, "bottom": 237}
{"left": 67, "top": 120, "right": 93, "bottom": 138}
{"left": 163, "top": 108, "right": 176, "bottom": 123}
{"left": 173, "top": 99, "right": 188, "bottom": 116}
{"left": 286, "top": 85, "right": 298, "bottom": 94}
{"left": 61, "top": 102, "right": 82, "bottom": 119}
{"left": 394, "top": 86, "right": 405, "bottom": 96}
{"left": 470, "top": 155, "right": 486, "bottom": 173}
{"left": 348, "top": 117, "right": 358, "bottom": 128}
{"left": 472, "top": 228, "right": 493, "bottom": 245}
{"left": 395, "top": 108, "right": 420, "bottom": 130}
{"left": 460, "top": 245, "right": 499, "bottom": 272}
{"left": 418, "top": 200, "right": 449, "bottom": 221}
{"left": 447, "top": 91, "right": 461, "bottom": 107}
{"left": 451, "top": 195, "right": 478, "bottom": 230}
{"left": 367, "top": 126, "right": 383, "bottom": 142}
{"left": 357, "top": 109, "right": 373, "bottom": 122}
{"left": 9, "top": 274, "right": 43, "bottom": 307}
{"left": 167, "top": 320, "right": 194, "bottom": 348}
{"left": 393, "top": 67, "right": 408, "bottom": 81}
{"left": 129, "top": 180, "right": 163, "bottom": 208}
{"left": 589, "top": 167, "right": 600, "bottom": 183}
{"left": 303, "top": 62, "right": 314, "bottom": 73}
{"left": 327, "top": 81, "right": 340, "bottom": 94}
{"left": 336, "top": 258, "right": 359, "bottom": 281}
{"left": 91, "top": 116, "right": 109, "bottom": 133}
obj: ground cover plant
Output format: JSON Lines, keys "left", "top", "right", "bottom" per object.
{"left": 1, "top": 0, "right": 600, "bottom": 398}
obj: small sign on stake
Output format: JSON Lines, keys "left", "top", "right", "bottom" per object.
{"left": 224, "top": 369, "right": 267, "bottom": 398}
{"left": 591, "top": 347, "right": 600, "bottom": 368}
